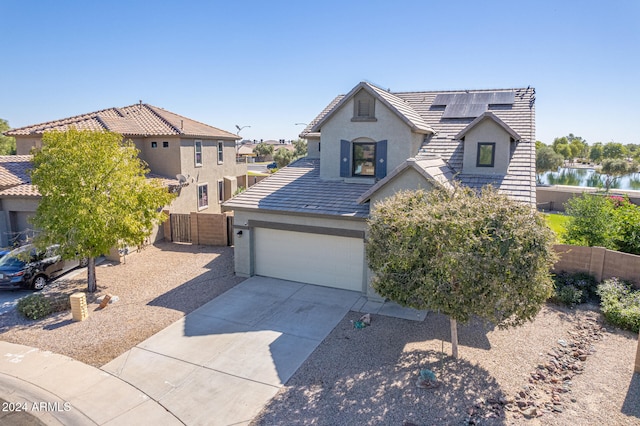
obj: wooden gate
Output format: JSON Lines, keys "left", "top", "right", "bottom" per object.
{"left": 170, "top": 214, "right": 191, "bottom": 243}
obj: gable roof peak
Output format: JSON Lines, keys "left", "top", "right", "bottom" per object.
{"left": 454, "top": 111, "right": 523, "bottom": 142}
{"left": 309, "top": 81, "right": 434, "bottom": 135}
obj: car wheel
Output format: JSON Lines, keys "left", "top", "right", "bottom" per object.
{"left": 79, "top": 257, "right": 89, "bottom": 267}
{"left": 31, "top": 275, "right": 48, "bottom": 291}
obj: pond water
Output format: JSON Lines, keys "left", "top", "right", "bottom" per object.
{"left": 538, "top": 167, "right": 640, "bottom": 190}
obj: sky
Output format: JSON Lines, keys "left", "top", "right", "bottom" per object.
{"left": 1, "top": 0, "right": 639, "bottom": 145}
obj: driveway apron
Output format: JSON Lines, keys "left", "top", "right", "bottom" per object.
{"left": 102, "top": 276, "right": 365, "bottom": 426}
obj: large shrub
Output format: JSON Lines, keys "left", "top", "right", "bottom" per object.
{"left": 597, "top": 278, "right": 640, "bottom": 333}
{"left": 563, "top": 193, "right": 617, "bottom": 248}
{"left": 611, "top": 197, "right": 640, "bottom": 255}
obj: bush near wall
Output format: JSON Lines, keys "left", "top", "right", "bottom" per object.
{"left": 597, "top": 278, "right": 640, "bottom": 333}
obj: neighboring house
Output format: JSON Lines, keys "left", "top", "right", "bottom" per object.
{"left": 223, "top": 81, "right": 536, "bottom": 298}
{"left": 1, "top": 103, "right": 244, "bottom": 246}
{"left": 239, "top": 139, "right": 296, "bottom": 162}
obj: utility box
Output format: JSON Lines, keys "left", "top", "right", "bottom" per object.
{"left": 70, "top": 292, "right": 88, "bottom": 321}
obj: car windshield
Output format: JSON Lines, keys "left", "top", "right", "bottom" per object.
{"left": 0, "top": 253, "right": 27, "bottom": 268}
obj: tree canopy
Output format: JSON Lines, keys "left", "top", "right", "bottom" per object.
{"left": 366, "top": 184, "right": 556, "bottom": 357}
{"left": 536, "top": 145, "right": 564, "bottom": 181}
{"left": 0, "top": 118, "right": 17, "bottom": 155}
{"left": 253, "top": 142, "right": 274, "bottom": 161}
{"left": 30, "top": 129, "right": 176, "bottom": 292}
{"left": 599, "top": 159, "right": 639, "bottom": 191}
{"left": 293, "top": 139, "right": 307, "bottom": 157}
{"left": 273, "top": 147, "right": 294, "bottom": 168}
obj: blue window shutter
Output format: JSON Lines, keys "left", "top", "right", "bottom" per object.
{"left": 340, "top": 140, "right": 350, "bottom": 177}
{"left": 375, "top": 140, "right": 387, "bottom": 179}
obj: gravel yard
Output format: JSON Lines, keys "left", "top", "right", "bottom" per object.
{"left": 0, "top": 242, "right": 638, "bottom": 425}
{"left": 253, "top": 305, "right": 640, "bottom": 425}
{"left": 0, "top": 242, "right": 245, "bottom": 367}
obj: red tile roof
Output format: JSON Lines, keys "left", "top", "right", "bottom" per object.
{"left": 0, "top": 155, "right": 179, "bottom": 198}
{"left": 5, "top": 104, "right": 239, "bottom": 139}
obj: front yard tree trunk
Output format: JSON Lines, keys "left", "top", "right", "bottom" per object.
{"left": 450, "top": 317, "right": 459, "bottom": 359}
{"left": 87, "top": 257, "right": 97, "bottom": 293}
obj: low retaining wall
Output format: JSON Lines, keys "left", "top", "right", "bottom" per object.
{"left": 553, "top": 244, "right": 640, "bottom": 288}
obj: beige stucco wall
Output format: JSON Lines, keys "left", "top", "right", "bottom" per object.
{"left": 135, "top": 136, "right": 182, "bottom": 178}
{"left": 318, "top": 98, "right": 423, "bottom": 180}
{"left": 369, "top": 168, "right": 435, "bottom": 208}
{"left": 172, "top": 138, "right": 245, "bottom": 214}
{"left": 232, "top": 209, "right": 379, "bottom": 298}
{"left": 306, "top": 137, "right": 320, "bottom": 159}
{"left": 15, "top": 137, "right": 42, "bottom": 155}
{"left": 462, "top": 119, "right": 511, "bottom": 175}
{"left": 0, "top": 197, "right": 40, "bottom": 246}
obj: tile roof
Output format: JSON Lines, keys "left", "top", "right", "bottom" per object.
{"left": 0, "top": 155, "right": 32, "bottom": 189}
{"left": 307, "top": 82, "right": 433, "bottom": 136}
{"left": 223, "top": 158, "right": 372, "bottom": 218}
{"left": 5, "top": 104, "right": 240, "bottom": 140}
{"left": 300, "top": 84, "right": 536, "bottom": 206}
{"left": 0, "top": 156, "right": 179, "bottom": 198}
{"left": 357, "top": 157, "right": 456, "bottom": 204}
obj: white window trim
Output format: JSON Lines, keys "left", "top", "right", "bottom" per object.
{"left": 195, "top": 140, "right": 203, "bottom": 167}
{"left": 197, "top": 183, "right": 208, "bottom": 211}
{"left": 217, "top": 141, "right": 224, "bottom": 164}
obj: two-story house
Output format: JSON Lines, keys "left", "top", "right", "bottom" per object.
{"left": 223, "top": 81, "right": 536, "bottom": 298}
{"left": 1, "top": 103, "right": 244, "bottom": 246}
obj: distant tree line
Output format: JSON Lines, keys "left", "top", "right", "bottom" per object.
{"left": 536, "top": 134, "right": 639, "bottom": 190}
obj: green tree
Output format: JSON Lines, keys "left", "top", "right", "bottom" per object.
{"left": 589, "top": 142, "right": 604, "bottom": 163}
{"left": 536, "top": 145, "right": 564, "bottom": 182}
{"left": 293, "top": 139, "right": 307, "bottom": 157}
{"left": 600, "top": 159, "right": 639, "bottom": 192}
{"left": 535, "top": 140, "right": 546, "bottom": 150}
{"left": 612, "top": 197, "right": 640, "bottom": 255}
{"left": 602, "top": 142, "right": 627, "bottom": 159}
{"left": 273, "top": 147, "right": 294, "bottom": 168}
{"left": 563, "top": 193, "right": 618, "bottom": 248}
{"left": 557, "top": 144, "right": 572, "bottom": 162}
{"left": 0, "top": 118, "right": 17, "bottom": 155}
{"left": 253, "top": 142, "right": 274, "bottom": 162}
{"left": 366, "top": 184, "right": 556, "bottom": 358}
{"left": 30, "top": 129, "right": 176, "bottom": 293}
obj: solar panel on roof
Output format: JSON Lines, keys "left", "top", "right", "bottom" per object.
{"left": 490, "top": 91, "right": 515, "bottom": 104}
{"left": 433, "top": 94, "right": 455, "bottom": 105}
{"left": 442, "top": 103, "right": 487, "bottom": 118}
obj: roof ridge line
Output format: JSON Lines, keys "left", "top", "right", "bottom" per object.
{"left": 143, "top": 104, "right": 182, "bottom": 135}
{"left": 7, "top": 106, "right": 118, "bottom": 133}
{"left": 146, "top": 105, "right": 239, "bottom": 137}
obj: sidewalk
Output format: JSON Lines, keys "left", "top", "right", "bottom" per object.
{"left": 0, "top": 341, "right": 182, "bottom": 425}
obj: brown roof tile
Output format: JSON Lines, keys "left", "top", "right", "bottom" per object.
{"left": 5, "top": 104, "right": 239, "bottom": 140}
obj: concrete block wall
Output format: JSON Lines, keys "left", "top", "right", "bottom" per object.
{"left": 553, "top": 244, "right": 640, "bottom": 288}
{"left": 190, "top": 212, "right": 228, "bottom": 246}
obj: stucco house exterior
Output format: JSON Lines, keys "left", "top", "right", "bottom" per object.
{"left": 1, "top": 103, "right": 244, "bottom": 246}
{"left": 223, "top": 81, "right": 536, "bottom": 298}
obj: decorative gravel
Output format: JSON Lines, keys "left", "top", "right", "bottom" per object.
{"left": 0, "top": 242, "right": 245, "bottom": 368}
{"left": 252, "top": 305, "right": 640, "bottom": 425}
{"left": 0, "top": 244, "right": 638, "bottom": 425}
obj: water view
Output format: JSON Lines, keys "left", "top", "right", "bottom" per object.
{"left": 538, "top": 167, "right": 640, "bottom": 190}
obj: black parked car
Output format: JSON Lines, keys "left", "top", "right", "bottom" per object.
{"left": 0, "top": 244, "right": 87, "bottom": 291}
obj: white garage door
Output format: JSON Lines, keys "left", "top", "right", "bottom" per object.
{"left": 254, "top": 227, "right": 364, "bottom": 292}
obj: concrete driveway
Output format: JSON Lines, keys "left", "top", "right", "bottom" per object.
{"left": 102, "top": 276, "right": 425, "bottom": 425}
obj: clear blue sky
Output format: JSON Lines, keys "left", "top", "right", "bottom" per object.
{"left": 2, "top": 0, "right": 638, "bottom": 145}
